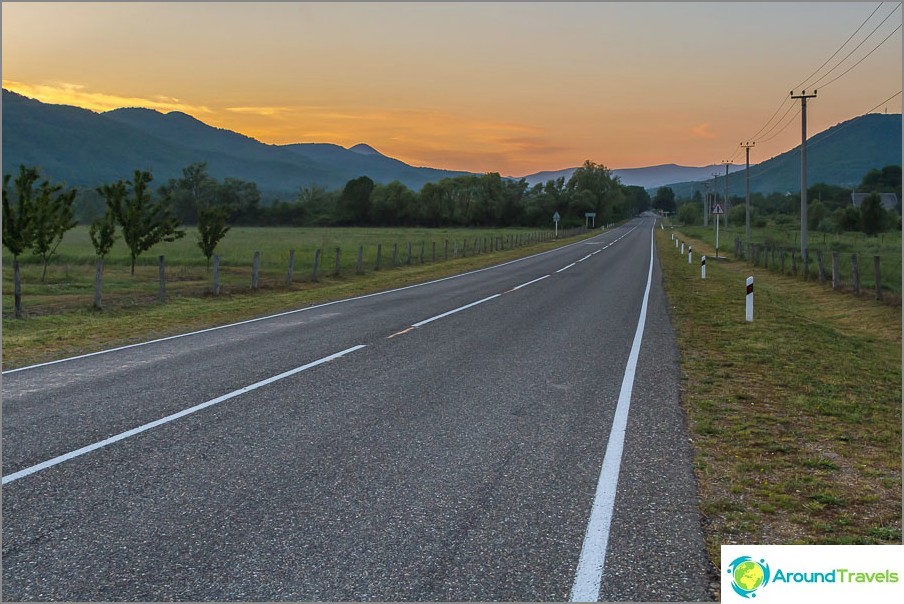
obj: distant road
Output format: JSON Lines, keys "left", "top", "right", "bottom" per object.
{"left": 2, "top": 216, "right": 714, "bottom": 601}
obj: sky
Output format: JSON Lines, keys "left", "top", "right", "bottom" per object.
{"left": 2, "top": 2, "right": 902, "bottom": 176}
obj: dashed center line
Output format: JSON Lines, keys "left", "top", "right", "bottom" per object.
{"left": 556, "top": 263, "right": 576, "bottom": 273}
{"left": 411, "top": 294, "right": 502, "bottom": 328}
{"left": 508, "top": 274, "right": 551, "bottom": 292}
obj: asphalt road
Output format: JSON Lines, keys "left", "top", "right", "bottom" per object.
{"left": 2, "top": 216, "right": 716, "bottom": 601}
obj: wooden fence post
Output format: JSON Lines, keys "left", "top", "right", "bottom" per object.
{"left": 312, "top": 248, "right": 321, "bottom": 282}
{"left": 444, "top": 240, "right": 449, "bottom": 260}
{"left": 392, "top": 243, "right": 398, "bottom": 267}
{"left": 286, "top": 249, "right": 295, "bottom": 285}
{"left": 357, "top": 245, "right": 364, "bottom": 274}
{"left": 251, "top": 251, "right": 260, "bottom": 289}
{"left": 780, "top": 247, "right": 786, "bottom": 274}
{"left": 420, "top": 241, "right": 425, "bottom": 264}
{"left": 851, "top": 254, "right": 860, "bottom": 295}
{"left": 334, "top": 247, "right": 341, "bottom": 275}
{"left": 375, "top": 243, "right": 382, "bottom": 271}
{"left": 453, "top": 240, "right": 458, "bottom": 258}
{"left": 406, "top": 242, "right": 412, "bottom": 265}
{"left": 831, "top": 252, "right": 840, "bottom": 290}
{"left": 212, "top": 255, "right": 220, "bottom": 295}
{"left": 432, "top": 241, "right": 436, "bottom": 263}
{"left": 792, "top": 251, "right": 797, "bottom": 276}
{"left": 158, "top": 255, "right": 166, "bottom": 302}
{"left": 874, "top": 255, "right": 883, "bottom": 301}
{"left": 816, "top": 250, "right": 825, "bottom": 284}
{"left": 803, "top": 249, "right": 810, "bottom": 280}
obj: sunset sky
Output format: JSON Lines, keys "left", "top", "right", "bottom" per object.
{"left": 2, "top": 2, "right": 902, "bottom": 176}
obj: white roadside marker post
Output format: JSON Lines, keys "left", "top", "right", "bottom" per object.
{"left": 688, "top": 246, "right": 693, "bottom": 264}
{"left": 701, "top": 256, "right": 706, "bottom": 279}
{"left": 746, "top": 276, "right": 754, "bottom": 322}
{"left": 681, "top": 242, "right": 685, "bottom": 255}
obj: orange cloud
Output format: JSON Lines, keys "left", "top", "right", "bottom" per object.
{"left": 2, "top": 80, "right": 212, "bottom": 115}
{"left": 691, "top": 123, "right": 717, "bottom": 139}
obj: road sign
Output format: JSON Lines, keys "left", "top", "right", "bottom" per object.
{"left": 712, "top": 204, "right": 725, "bottom": 215}
{"left": 553, "top": 211, "right": 561, "bottom": 222}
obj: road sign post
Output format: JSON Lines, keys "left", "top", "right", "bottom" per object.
{"left": 712, "top": 203, "right": 725, "bottom": 257}
{"left": 553, "top": 211, "right": 560, "bottom": 239}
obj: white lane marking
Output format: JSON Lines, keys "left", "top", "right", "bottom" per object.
{"left": 411, "top": 294, "right": 502, "bottom": 328}
{"left": 570, "top": 221, "right": 655, "bottom": 602}
{"left": 591, "top": 251, "right": 600, "bottom": 256}
{"left": 1, "top": 345, "right": 367, "bottom": 485}
{"left": 556, "top": 263, "right": 576, "bottom": 273}
{"left": 4, "top": 234, "right": 607, "bottom": 375}
{"left": 509, "top": 275, "right": 551, "bottom": 292}
{"left": 578, "top": 254, "right": 592, "bottom": 262}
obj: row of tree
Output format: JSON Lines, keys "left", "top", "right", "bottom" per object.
{"left": 667, "top": 164, "right": 902, "bottom": 235}
{"left": 66, "top": 160, "right": 651, "bottom": 229}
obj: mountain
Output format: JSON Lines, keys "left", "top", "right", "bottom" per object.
{"left": 3, "top": 89, "right": 899, "bottom": 200}
{"left": 1, "top": 89, "right": 470, "bottom": 197}
{"left": 662, "top": 113, "right": 902, "bottom": 199}
{"left": 519, "top": 163, "right": 746, "bottom": 189}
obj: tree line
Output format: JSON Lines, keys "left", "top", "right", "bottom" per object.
{"left": 3, "top": 159, "right": 648, "bottom": 317}
{"left": 667, "top": 165, "right": 902, "bottom": 235}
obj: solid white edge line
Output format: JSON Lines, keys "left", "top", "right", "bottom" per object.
{"left": 3, "top": 234, "right": 608, "bottom": 375}
{"left": 511, "top": 274, "right": 551, "bottom": 291}
{"left": 556, "top": 263, "right": 576, "bottom": 273}
{"left": 1, "top": 345, "right": 367, "bottom": 485}
{"left": 569, "top": 220, "right": 655, "bottom": 602}
{"left": 411, "top": 294, "right": 501, "bottom": 328}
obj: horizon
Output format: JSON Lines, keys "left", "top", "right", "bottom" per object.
{"left": 2, "top": 3, "right": 901, "bottom": 176}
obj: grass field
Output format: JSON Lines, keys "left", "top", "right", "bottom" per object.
{"left": 657, "top": 224, "right": 902, "bottom": 569}
{"left": 2, "top": 225, "right": 590, "bottom": 368}
{"left": 676, "top": 221, "right": 902, "bottom": 294}
{"left": 2, "top": 225, "right": 570, "bottom": 318}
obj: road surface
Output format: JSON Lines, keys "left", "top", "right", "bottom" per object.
{"left": 2, "top": 216, "right": 715, "bottom": 601}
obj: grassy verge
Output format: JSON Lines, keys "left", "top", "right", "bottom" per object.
{"left": 2, "top": 231, "right": 595, "bottom": 369}
{"left": 656, "top": 226, "right": 902, "bottom": 570}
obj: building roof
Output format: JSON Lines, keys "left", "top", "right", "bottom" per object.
{"left": 851, "top": 192, "right": 899, "bottom": 211}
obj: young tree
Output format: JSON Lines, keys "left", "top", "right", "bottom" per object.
{"left": 336, "top": 176, "right": 374, "bottom": 225}
{"left": 30, "top": 180, "right": 78, "bottom": 282}
{"left": 196, "top": 205, "right": 230, "bottom": 270}
{"left": 100, "top": 170, "right": 184, "bottom": 275}
{"left": 89, "top": 207, "right": 118, "bottom": 310}
{"left": 2, "top": 166, "right": 39, "bottom": 318}
{"left": 859, "top": 193, "right": 886, "bottom": 236}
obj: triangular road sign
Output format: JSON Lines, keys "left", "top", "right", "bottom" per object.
{"left": 712, "top": 204, "right": 725, "bottom": 215}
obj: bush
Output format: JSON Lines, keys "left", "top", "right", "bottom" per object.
{"left": 676, "top": 201, "right": 701, "bottom": 226}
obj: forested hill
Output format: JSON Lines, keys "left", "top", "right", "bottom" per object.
{"left": 663, "top": 112, "right": 902, "bottom": 198}
{"left": 1, "top": 89, "right": 471, "bottom": 196}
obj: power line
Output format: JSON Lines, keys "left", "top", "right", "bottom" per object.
{"left": 756, "top": 101, "right": 799, "bottom": 142}
{"left": 746, "top": 95, "right": 793, "bottom": 141}
{"left": 794, "top": 2, "right": 886, "bottom": 90}
{"left": 757, "top": 107, "right": 802, "bottom": 144}
{"left": 809, "top": 3, "right": 902, "bottom": 89}
{"left": 819, "top": 23, "right": 903, "bottom": 89}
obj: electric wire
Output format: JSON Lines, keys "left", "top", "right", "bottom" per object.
{"left": 793, "top": 2, "right": 886, "bottom": 91}
{"left": 808, "top": 3, "right": 902, "bottom": 89}
{"left": 819, "top": 23, "right": 903, "bottom": 89}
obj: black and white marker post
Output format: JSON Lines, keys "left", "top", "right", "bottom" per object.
{"left": 701, "top": 255, "right": 706, "bottom": 279}
{"left": 746, "top": 276, "right": 754, "bottom": 322}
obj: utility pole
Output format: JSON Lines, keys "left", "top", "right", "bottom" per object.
{"left": 721, "top": 160, "right": 732, "bottom": 228}
{"left": 711, "top": 172, "right": 719, "bottom": 231}
{"left": 702, "top": 182, "right": 710, "bottom": 227}
{"left": 791, "top": 89, "right": 816, "bottom": 260}
{"left": 741, "top": 142, "right": 755, "bottom": 259}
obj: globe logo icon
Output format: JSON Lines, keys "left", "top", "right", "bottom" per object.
{"left": 727, "top": 556, "right": 771, "bottom": 598}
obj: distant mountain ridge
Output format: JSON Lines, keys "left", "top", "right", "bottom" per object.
{"left": 517, "top": 163, "right": 746, "bottom": 190}
{"left": 1, "top": 89, "right": 470, "bottom": 196}
{"left": 2, "top": 89, "right": 900, "bottom": 199}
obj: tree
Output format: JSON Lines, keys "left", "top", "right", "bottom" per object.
{"left": 2, "top": 166, "right": 40, "bottom": 318}
{"left": 158, "top": 162, "right": 218, "bottom": 224}
{"left": 652, "top": 186, "right": 677, "bottom": 214}
{"left": 677, "top": 201, "right": 702, "bottom": 226}
{"left": 89, "top": 207, "right": 117, "bottom": 310}
{"left": 196, "top": 205, "right": 231, "bottom": 269}
{"left": 30, "top": 180, "right": 77, "bottom": 282}
{"left": 859, "top": 193, "right": 886, "bottom": 236}
{"left": 99, "top": 170, "right": 185, "bottom": 275}
{"left": 336, "top": 176, "right": 374, "bottom": 225}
